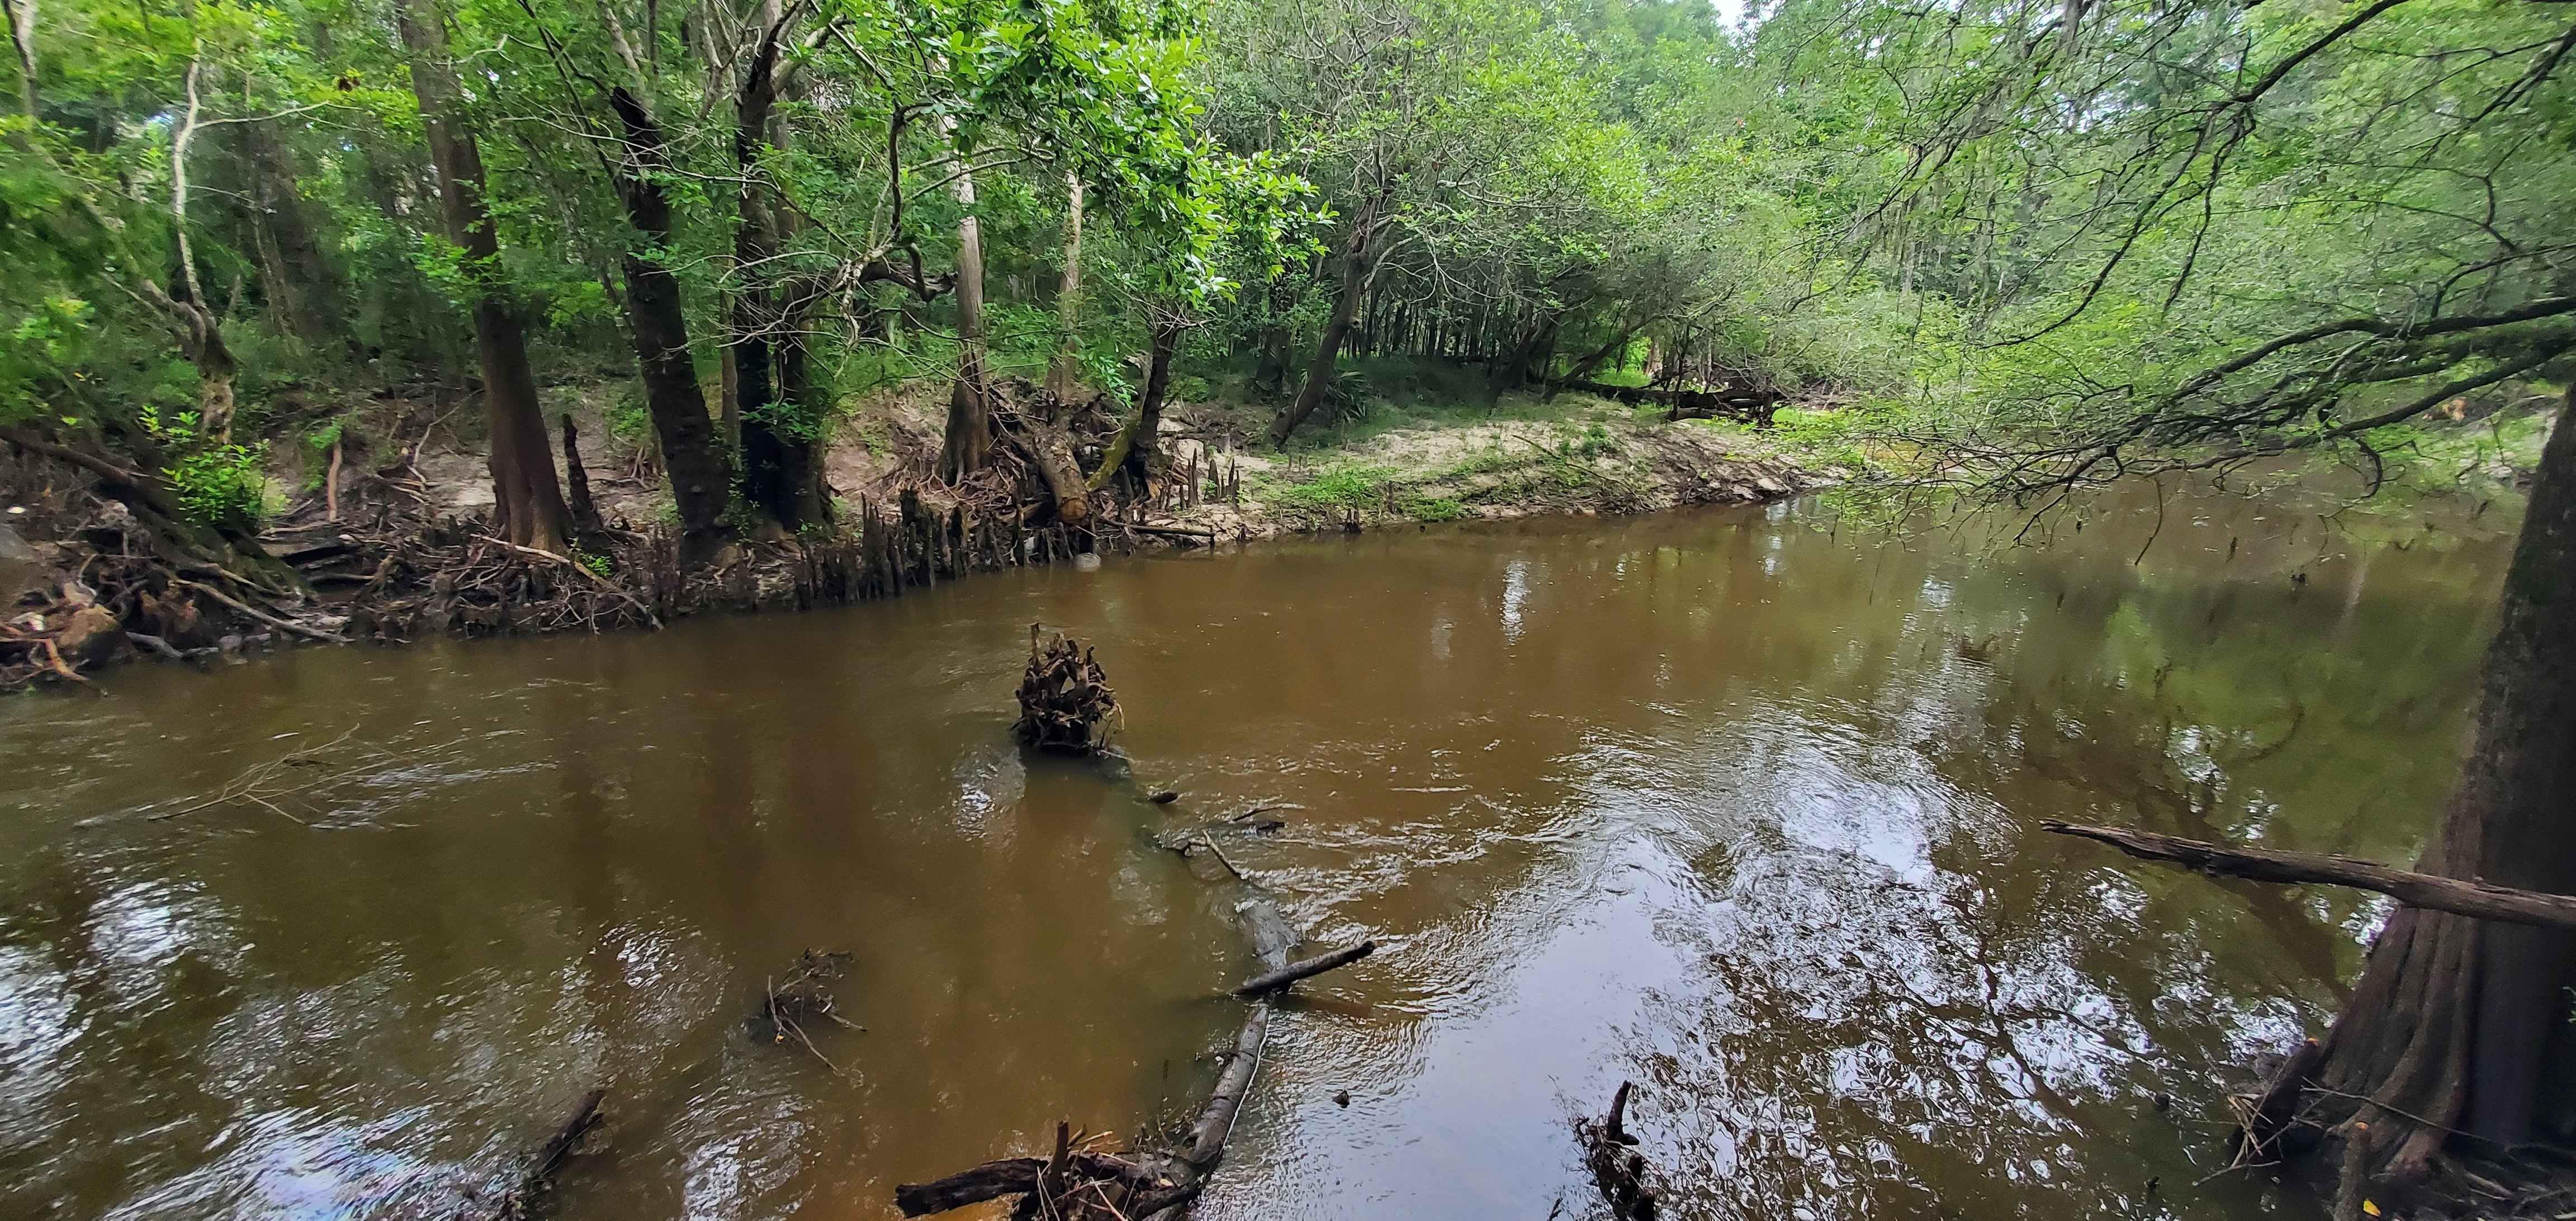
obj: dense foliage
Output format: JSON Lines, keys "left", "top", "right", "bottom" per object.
{"left": 0, "top": 0, "right": 2565, "bottom": 530}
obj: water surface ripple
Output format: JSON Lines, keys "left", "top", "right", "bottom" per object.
{"left": 0, "top": 485, "right": 2513, "bottom": 1219}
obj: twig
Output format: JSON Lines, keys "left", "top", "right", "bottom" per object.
{"left": 1199, "top": 831, "right": 1248, "bottom": 882}
{"left": 1227, "top": 802, "right": 1304, "bottom": 823}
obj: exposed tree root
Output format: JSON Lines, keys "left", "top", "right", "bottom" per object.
{"left": 1015, "top": 627, "right": 1122, "bottom": 754}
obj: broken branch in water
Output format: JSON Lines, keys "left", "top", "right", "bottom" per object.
{"left": 1199, "top": 830, "right": 1248, "bottom": 881}
{"left": 1232, "top": 941, "right": 1376, "bottom": 997}
{"left": 756, "top": 950, "right": 861, "bottom": 1074}
{"left": 1186, "top": 1006, "right": 1269, "bottom": 1166}
{"left": 2042, "top": 821, "right": 2576, "bottom": 932}
{"left": 490, "top": 1088, "right": 605, "bottom": 1221}
{"left": 149, "top": 725, "right": 458, "bottom": 824}
{"left": 1575, "top": 1082, "right": 1661, "bottom": 1221}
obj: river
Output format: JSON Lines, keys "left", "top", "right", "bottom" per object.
{"left": 0, "top": 481, "right": 2520, "bottom": 1219}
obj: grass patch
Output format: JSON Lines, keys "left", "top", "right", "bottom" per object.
{"left": 1262, "top": 462, "right": 1398, "bottom": 511}
{"left": 1398, "top": 491, "right": 1470, "bottom": 521}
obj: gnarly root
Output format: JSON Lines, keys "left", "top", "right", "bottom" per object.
{"left": 1012, "top": 626, "right": 1122, "bottom": 755}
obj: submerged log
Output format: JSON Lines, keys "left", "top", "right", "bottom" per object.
{"left": 491, "top": 1088, "right": 605, "bottom": 1220}
{"left": 1232, "top": 941, "right": 1376, "bottom": 997}
{"left": 2043, "top": 821, "right": 2576, "bottom": 932}
{"left": 895, "top": 1157, "right": 1043, "bottom": 1215}
{"left": 1186, "top": 1006, "right": 1270, "bottom": 1166}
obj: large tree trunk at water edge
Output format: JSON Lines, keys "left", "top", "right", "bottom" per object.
{"left": 607, "top": 87, "right": 733, "bottom": 561}
{"left": 398, "top": 0, "right": 571, "bottom": 555}
{"left": 729, "top": 12, "right": 832, "bottom": 533}
{"left": 744, "top": 317, "right": 831, "bottom": 528}
{"left": 2257, "top": 392, "right": 2576, "bottom": 1182}
{"left": 939, "top": 157, "right": 995, "bottom": 480}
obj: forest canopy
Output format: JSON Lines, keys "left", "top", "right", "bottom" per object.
{"left": 0, "top": 0, "right": 2565, "bottom": 538}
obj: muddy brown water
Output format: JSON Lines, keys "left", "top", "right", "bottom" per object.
{"left": 0, "top": 483, "right": 2521, "bottom": 1220}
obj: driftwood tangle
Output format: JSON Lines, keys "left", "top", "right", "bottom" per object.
{"left": 1014, "top": 625, "right": 1121, "bottom": 754}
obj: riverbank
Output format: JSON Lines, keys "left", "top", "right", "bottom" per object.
{"left": 0, "top": 380, "right": 1820, "bottom": 690}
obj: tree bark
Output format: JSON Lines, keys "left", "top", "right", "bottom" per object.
{"left": 3, "top": 0, "right": 35, "bottom": 123}
{"left": 2258, "top": 394, "right": 2576, "bottom": 1178}
{"left": 729, "top": 13, "right": 826, "bottom": 531}
{"left": 1090, "top": 319, "right": 1181, "bottom": 494}
{"left": 1010, "top": 400, "right": 1089, "bottom": 527}
{"left": 398, "top": 0, "right": 571, "bottom": 554}
{"left": 1128, "top": 319, "right": 1178, "bottom": 484}
{"left": 1485, "top": 304, "right": 1556, "bottom": 403}
{"left": 238, "top": 119, "right": 340, "bottom": 345}
{"left": 607, "top": 86, "right": 732, "bottom": 559}
{"left": 560, "top": 414, "right": 603, "bottom": 536}
{"left": 937, "top": 153, "right": 994, "bottom": 479}
{"left": 1269, "top": 201, "right": 1380, "bottom": 445}
{"left": 1046, "top": 172, "right": 1083, "bottom": 399}
{"left": 1233, "top": 940, "right": 1375, "bottom": 996}
{"left": 751, "top": 302, "right": 831, "bottom": 527}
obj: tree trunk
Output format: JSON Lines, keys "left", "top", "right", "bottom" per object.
{"left": 239, "top": 119, "right": 340, "bottom": 346}
{"left": 607, "top": 86, "right": 732, "bottom": 560}
{"left": 560, "top": 413, "right": 603, "bottom": 536}
{"left": 4, "top": 0, "right": 36, "bottom": 123}
{"left": 1269, "top": 202, "right": 1378, "bottom": 446}
{"left": 748, "top": 306, "right": 831, "bottom": 527}
{"left": 1011, "top": 401, "right": 1088, "bottom": 527}
{"left": 1128, "top": 320, "right": 1178, "bottom": 485}
{"left": 1252, "top": 278, "right": 1294, "bottom": 399}
{"left": 398, "top": 0, "right": 571, "bottom": 554}
{"left": 730, "top": 16, "right": 825, "bottom": 531}
{"left": 939, "top": 155, "right": 994, "bottom": 479}
{"left": 1486, "top": 304, "right": 1555, "bottom": 403}
{"left": 1046, "top": 172, "right": 1083, "bottom": 400}
{"left": 1094, "top": 319, "right": 1180, "bottom": 494}
{"left": 2258, "top": 394, "right": 2576, "bottom": 1180}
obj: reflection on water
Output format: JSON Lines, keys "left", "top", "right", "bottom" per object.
{"left": 0, "top": 482, "right": 2516, "bottom": 1219}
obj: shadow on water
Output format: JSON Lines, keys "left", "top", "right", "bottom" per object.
{"left": 0, "top": 478, "right": 2520, "bottom": 1219}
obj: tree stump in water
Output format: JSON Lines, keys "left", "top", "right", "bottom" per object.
{"left": 1014, "top": 625, "right": 1120, "bottom": 754}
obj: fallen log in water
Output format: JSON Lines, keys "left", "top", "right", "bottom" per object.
{"left": 1186, "top": 1006, "right": 1270, "bottom": 1166}
{"left": 1232, "top": 941, "right": 1375, "bottom": 997}
{"left": 2042, "top": 821, "right": 2576, "bottom": 931}
{"left": 895, "top": 1126, "right": 1202, "bottom": 1220}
